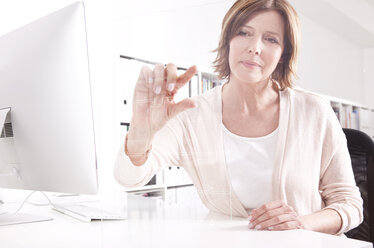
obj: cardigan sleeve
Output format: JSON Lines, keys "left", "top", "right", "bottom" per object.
{"left": 113, "top": 118, "right": 184, "bottom": 189}
{"left": 319, "top": 112, "right": 364, "bottom": 235}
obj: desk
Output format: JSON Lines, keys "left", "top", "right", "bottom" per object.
{"left": 0, "top": 187, "right": 372, "bottom": 248}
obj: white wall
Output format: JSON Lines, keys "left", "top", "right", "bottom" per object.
{"left": 295, "top": 13, "right": 365, "bottom": 104}
{"left": 113, "top": 0, "right": 234, "bottom": 72}
{"left": 364, "top": 48, "right": 374, "bottom": 108}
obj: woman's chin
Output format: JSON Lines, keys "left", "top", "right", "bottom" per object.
{"left": 237, "top": 75, "right": 265, "bottom": 85}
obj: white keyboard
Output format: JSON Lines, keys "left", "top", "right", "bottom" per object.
{"left": 52, "top": 204, "right": 127, "bottom": 222}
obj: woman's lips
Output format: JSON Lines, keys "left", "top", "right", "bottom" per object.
{"left": 241, "top": 60, "right": 262, "bottom": 68}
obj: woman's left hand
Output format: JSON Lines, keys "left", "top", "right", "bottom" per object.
{"left": 248, "top": 200, "right": 305, "bottom": 231}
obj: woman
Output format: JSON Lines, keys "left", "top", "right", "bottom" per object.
{"left": 114, "top": 0, "right": 363, "bottom": 235}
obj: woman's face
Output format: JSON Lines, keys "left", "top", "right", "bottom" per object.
{"left": 228, "top": 10, "right": 285, "bottom": 85}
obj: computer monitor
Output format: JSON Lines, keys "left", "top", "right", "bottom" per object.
{"left": 0, "top": 1, "right": 97, "bottom": 221}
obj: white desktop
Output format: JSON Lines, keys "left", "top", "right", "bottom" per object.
{"left": 0, "top": 186, "right": 372, "bottom": 248}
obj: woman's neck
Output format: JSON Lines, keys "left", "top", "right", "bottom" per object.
{"left": 222, "top": 77, "right": 279, "bottom": 115}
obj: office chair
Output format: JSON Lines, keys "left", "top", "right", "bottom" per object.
{"left": 343, "top": 128, "right": 374, "bottom": 243}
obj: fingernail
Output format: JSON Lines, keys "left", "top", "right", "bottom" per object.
{"left": 154, "top": 86, "right": 161, "bottom": 94}
{"left": 148, "top": 77, "right": 153, "bottom": 84}
{"left": 167, "top": 83, "right": 175, "bottom": 92}
{"left": 248, "top": 223, "right": 253, "bottom": 229}
{"left": 268, "top": 227, "right": 273, "bottom": 230}
{"left": 255, "top": 225, "right": 261, "bottom": 230}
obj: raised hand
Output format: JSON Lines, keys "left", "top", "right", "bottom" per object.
{"left": 126, "top": 63, "right": 197, "bottom": 166}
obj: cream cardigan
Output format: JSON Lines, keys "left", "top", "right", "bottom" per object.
{"left": 114, "top": 84, "right": 363, "bottom": 235}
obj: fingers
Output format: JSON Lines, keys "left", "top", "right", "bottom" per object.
{"left": 165, "top": 63, "right": 177, "bottom": 93}
{"left": 153, "top": 63, "right": 165, "bottom": 95}
{"left": 138, "top": 63, "right": 197, "bottom": 108}
{"left": 250, "top": 202, "right": 294, "bottom": 224}
{"left": 135, "top": 63, "right": 165, "bottom": 107}
{"left": 168, "top": 98, "right": 196, "bottom": 119}
{"left": 138, "top": 64, "right": 197, "bottom": 91}
{"left": 134, "top": 66, "right": 154, "bottom": 106}
{"left": 249, "top": 212, "right": 298, "bottom": 230}
{"left": 153, "top": 63, "right": 197, "bottom": 95}
{"left": 265, "top": 220, "right": 301, "bottom": 231}
{"left": 138, "top": 65, "right": 153, "bottom": 85}
{"left": 248, "top": 201, "right": 302, "bottom": 231}
{"left": 175, "top": 65, "right": 197, "bottom": 91}
{"left": 151, "top": 63, "right": 197, "bottom": 101}
{"left": 250, "top": 200, "right": 286, "bottom": 220}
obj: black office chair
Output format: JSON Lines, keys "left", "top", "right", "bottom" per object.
{"left": 343, "top": 128, "right": 374, "bottom": 243}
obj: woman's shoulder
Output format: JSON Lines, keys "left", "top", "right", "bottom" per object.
{"left": 284, "top": 86, "right": 340, "bottom": 126}
{"left": 287, "top": 86, "right": 332, "bottom": 110}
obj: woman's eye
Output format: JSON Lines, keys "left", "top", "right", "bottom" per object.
{"left": 238, "top": 31, "right": 252, "bottom": 37}
{"left": 265, "top": 37, "right": 279, "bottom": 44}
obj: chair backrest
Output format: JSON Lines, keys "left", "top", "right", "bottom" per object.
{"left": 343, "top": 128, "right": 374, "bottom": 242}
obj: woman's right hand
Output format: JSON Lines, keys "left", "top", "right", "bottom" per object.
{"left": 126, "top": 63, "right": 197, "bottom": 165}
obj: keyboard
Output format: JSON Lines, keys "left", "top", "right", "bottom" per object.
{"left": 52, "top": 204, "right": 127, "bottom": 222}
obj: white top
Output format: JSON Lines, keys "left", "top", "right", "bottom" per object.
{"left": 222, "top": 124, "right": 279, "bottom": 211}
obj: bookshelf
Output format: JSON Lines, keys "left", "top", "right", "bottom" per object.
{"left": 322, "top": 94, "right": 374, "bottom": 140}
{"left": 198, "top": 72, "right": 224, "bottom": 95}
{"left": 115, "top": 55, "right": 374, "bottom": 195}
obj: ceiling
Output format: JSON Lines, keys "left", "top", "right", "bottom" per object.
{"left": 290, "top": 0, "right": 374, "bottom": 48}
{"left": 365, "top": 0, "right": 374, "bottom": 9}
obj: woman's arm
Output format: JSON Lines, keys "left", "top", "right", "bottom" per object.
{"left": 114, "top": 119, "right": 185, "bottom": 188}
{"left": 318, "top": 125, "right": 363, "bottom": 235}
{"left": 299, "top": 209, "right": 342, "bottom": 235}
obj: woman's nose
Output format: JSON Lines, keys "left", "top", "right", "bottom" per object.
{"left": 247, "top": 37, "right": 261, "bottom": 55}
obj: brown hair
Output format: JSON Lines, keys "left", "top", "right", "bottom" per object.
{"left": 213, "top": 0, "right": 300, "bottom": 89}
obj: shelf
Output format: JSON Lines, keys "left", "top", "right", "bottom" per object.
{"left": 166, "top": 184, "right": 194, "bottom": 189}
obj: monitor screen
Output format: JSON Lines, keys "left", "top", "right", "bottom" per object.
{"left": 0, "top": 2, "right": 98, "bottom": 195}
